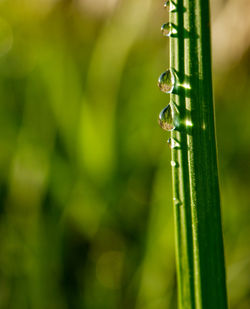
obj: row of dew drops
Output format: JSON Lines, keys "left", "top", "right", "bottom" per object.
{"left": 158, "top": 1, "right": 178, "bottom": 150}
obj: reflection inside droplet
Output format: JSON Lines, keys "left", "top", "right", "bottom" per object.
{"left": 158, "top": 69, "right": 175, "bottom": 94}
{"left": 158, "top": 104, "right": 175, "bottom": 131}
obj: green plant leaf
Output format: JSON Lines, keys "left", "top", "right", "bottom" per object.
{"left": 168, "top": 1, "right": 228, "bottom": 308}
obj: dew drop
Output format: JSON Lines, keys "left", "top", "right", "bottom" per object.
{"left": 163, "top": 0, "right": 169, "bottom": 8}
{"left": 161, "top": 23, "right": 177, "bottom": 37}
{"left": 171, "top": 160, "right": 177, "bottom": 167}
{"left": 173, "top": 197, "right": 180, "bottom": 204}
{"left": 161, "top": 23, "right": 172, "bottom": 37}
{"left": 167, "top": 138, "right": 172, "bottom": 147}
{"left": 167, "top": 137, "right": 180, "bottom": 149}
{"left": 164, "top": 1, "right": 175, "bottom": 11}
{"left": 158, "top": 69, "right": 175, "bottom": 93}
{"left": 158, "top": 104, "right": 175, "bottom": 131}
{"left": 173, "top": 197, "right": 182, "bottom": 206}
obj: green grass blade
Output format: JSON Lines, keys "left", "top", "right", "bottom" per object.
{"left": 169, "top": 1, "right": 228, "bottom": 308}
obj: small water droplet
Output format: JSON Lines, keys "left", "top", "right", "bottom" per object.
{"left": 167, "top": 138, "right": 171, "bottom": 147}
{"left": 158, "top": 104, "right": 175, "bottom": 131}
{"left": 158, "top": 69, "right": 175, "bottom": 93}
{"left": 173, "top": 197, "right": 182, "bottom": 206}
{"left": 171, "top": 160, "right": 177, "bottom": 167}
{"left": 161, "top": 23, "right": 172, "bottom": 37}
{"left": 173, "top": 197, "right": 180, "bottom": 204}
{"left": 163, "top": 0, "right": 169, "bottom": 8}
{"left": 163, "top": 0, "right": 175, "bottom": 11}
{"left": 167, "top": 137, "right": 180, "bottom": 149}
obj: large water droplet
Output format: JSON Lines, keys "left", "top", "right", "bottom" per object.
{"left": 167, "top": 137, "right": 180, "bottom": 149}
{"left": 158, "top": 69, "right": 175, "bottom": 93}
{"left": 158, "top": 104, "right": 175, "bottom": 131}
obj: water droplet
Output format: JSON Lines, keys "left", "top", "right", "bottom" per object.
{"left": 161, "top": 23, "right": 177, "bottom": 37}
{"left": 173, "top": 197, "right": 180, "bottom": 203}
{"left": 167, "top": 137, "right": 180, "bottom": 149}
{"left": 171, "top": 160, "right": 177, "bottom": 167}
{"left": 163, "top": 0, "right": 169, "bottom": 8}
{"left": 161, "top": 23, "right": 172, "bottom": 37}
{"left": 158, "top": 69, "right": 175, "bottom": 93}
{"left": 173, "top": 197, "right": 182, "bottom": 206}
{"left": 164, "top": 1, "right": 176, "bottom": 11}
{"left": 158, "top": 104, "right": 175, "bottom": 131}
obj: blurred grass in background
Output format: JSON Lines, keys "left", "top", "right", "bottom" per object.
{"left": 0, "top": 0, "right": 249, "bottom": 308}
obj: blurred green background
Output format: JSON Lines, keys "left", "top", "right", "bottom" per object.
{"left": 0, "top": 0, "right": 249, "bottom": 308}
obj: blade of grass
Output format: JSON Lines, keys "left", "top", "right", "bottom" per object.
{"left": 169, "top": 0, "right": 228, "bottom": 308}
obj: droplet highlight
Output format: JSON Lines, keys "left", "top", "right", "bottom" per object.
{"left": 185, "top": 119, "right": 193, "bottom": 127}
{"left": 158, "top": 69, "right": 175, "bottom": 93}
{"left": 158, "top": 104, "right": 175, "bottom": 131}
